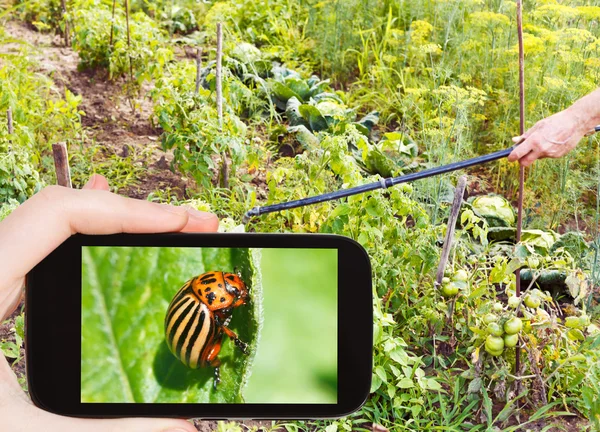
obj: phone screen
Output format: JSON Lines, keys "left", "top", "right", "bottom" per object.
{"left": 80, "top": 247, "right": 337, "bottom": 404}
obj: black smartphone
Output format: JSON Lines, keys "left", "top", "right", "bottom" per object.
{"left": 25, "top": 233, "right": 372, "bottom": 419}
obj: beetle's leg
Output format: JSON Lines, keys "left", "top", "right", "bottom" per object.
{"left": 231, "top": 298, "right": 247, "bottom": 308}
{"left": 222, "top": 326, "right": 248, "bottom": 354}
{"left": 204, "top": 339, "right": 223, "bottom": 389}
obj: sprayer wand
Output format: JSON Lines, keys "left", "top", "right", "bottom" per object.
{"left": 243, "top": 126, "right": 600, "bottom": 223}
{"left": 242, "top": 146, "right": 513, "bottom": 223}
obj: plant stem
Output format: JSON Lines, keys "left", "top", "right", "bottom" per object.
{"left": 216, "top": 22, "right": 229, "bottom": 189}
{"left": 52, "top": 142, "right": 72, "bottom": 188}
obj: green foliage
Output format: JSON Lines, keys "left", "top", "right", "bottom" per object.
{"left": 470, "top": 195, "right": 516, "bottom": 228}
{"left": 0, "top": 141, "right": 44, "bottom": 203}
{"left": 0, "top": 312, "right": 24, "bottom": 363}
{"left": 69, "top": 143, "right": 149, "bottom": 191}
{"left": 14, "top": 0, "right": 65, "bottom": 32}
{"left": 137, "top": 0, "right": 208, "bottom": 35}
{"left": 81, "top": 246, "right": 262, "bottom": 402}
{"left": 71, "top": 3, "right": 173, "bottom": 83}
{"left": 0, "top": 199, "right": 19, "bottom": 222}
{"left": 152, "top": 60, "right": 250, "bottom": 188}
{"left": 0, "top": 53, "right": 84, "bottom": 152}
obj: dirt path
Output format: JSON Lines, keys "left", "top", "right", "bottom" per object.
{"left": 4, "top": 21, "right": 191, "bottom": 200}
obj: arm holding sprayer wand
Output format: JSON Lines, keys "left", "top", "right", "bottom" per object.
{"left": 508, "top": 88, "right": 600, "bottom": 166}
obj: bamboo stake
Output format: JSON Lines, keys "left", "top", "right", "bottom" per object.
{"left": 216, "top": 22, "right": 229, "bottom": 189}
{"left": 61, "top": 0, "right": 70, "bottom": 46}
{"left": 52, "top": 143, "right": 72, "bottom": 188}
{"left": 125, "top": 0, "right": 133, "bottom": 82}
{"left": 109, "top": 0, "right": 117, "bottom": 48}
{"left": 195, "top": 48, "right": 202, "bottom": 94}
{"left": 515, "top": 0, "right": 525, "bottom": 378}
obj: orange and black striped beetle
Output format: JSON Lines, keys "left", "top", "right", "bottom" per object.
{"left": 165, "top": 271, "right": 249, "bottom": 388}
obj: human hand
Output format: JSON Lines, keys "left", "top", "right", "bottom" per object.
{"left": 507, "top": 109, "right": 587, "bottom": 167}
{"left": 0, "top": 174, "right": 216, "bottom": 432}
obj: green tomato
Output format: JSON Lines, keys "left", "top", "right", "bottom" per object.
{"left": 565, "top": 316, "right": 583, "bottom": 329}
{"left": 492, "top": 302, "right": 504, "bottom": 313}
{"left": 478, "top": 255, "right": 487, "bottom": 264}
{"left": 485, "top": 347, "right": 503, "bottom": 356}
{"left": 508, "top": 296, "right": 520, "bottom": 308}
{"left": 504, "top": 317, "right": 523, "bottom": 335}
{"left": 453, "top": 269, "right": 469, "bottom": 282}
{"left": 441, "top": 277, "right": 451, "bottom": 284}
{"left": 485, "top": 335, "right": 504, "bottom": 352}
{"left": 524, "top": 293, "right": 541, "bottom": 309}
{"left": 483, "top": 313, "right": 498, "bottom": 324}
{"left": 487, "top": 322, "right": 504, "bottom": 337}
{"left": 504, "top": 333, "right": 519, "bottom": 348}
{"left": 468, "top": 255, "right": 478, "bottom": 265}
{"left": 441, "top": 282, "right": 459, "bottom": 297}
{"left": 527, "top": 257, "right": 540, "bottom": 269}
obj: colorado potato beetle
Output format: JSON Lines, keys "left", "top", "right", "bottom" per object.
{"left": 165, "top": 271, "right": 249, "bottom": 388}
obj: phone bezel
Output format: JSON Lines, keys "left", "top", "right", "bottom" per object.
{"left": 25, "top": 233, "right": 372, "bottom": 419}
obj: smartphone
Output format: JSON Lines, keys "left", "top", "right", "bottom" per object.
{"left": 25, "top": 233, "right": 372, "bottom": 419}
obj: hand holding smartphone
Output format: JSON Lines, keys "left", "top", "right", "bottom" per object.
{"left": 26, "top": 233, "right": 372, "bottom": 419}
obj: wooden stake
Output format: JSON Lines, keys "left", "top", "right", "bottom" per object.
{"left": 125, "top": 0, "right": 133, "bottom": 81}
{"left": 52, "top": 143, "right": 72, "bottom": 188}
{"left": 435, "top": 175, "right": 468, "bottom": 287}
{"left": 195, "top": 48, "right": 202, "bottom": 94}
{"left": 61, "top": 0, "right": 70, "bottom": 46}
{"left": 515, "top": 0, "right": 526, "bottom": 376}
{"left": 7, "top": 108, "right": 13, "bottom": 135}
{"left": 109, "top": 0, "right": 117, "bottom": 48}
{"left": 216, "top": 22, "right": 229, "bottom": 188}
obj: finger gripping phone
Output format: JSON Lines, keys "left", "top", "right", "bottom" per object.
{"left": 25, "top": 233, "right": 372, "bottom": 419}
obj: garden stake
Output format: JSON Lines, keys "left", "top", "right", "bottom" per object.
{"left": 125, "top": 0, "right": 133, "bottom": 82}
{"left": 109, "top": 0, "right": 117, "bottom": 48}
{"left": 6, "top": 108, "right": 13, "bottom": 135}
{"left": 195, "top": 48, "right": 202, "bottom": 94}
{"left": 515, "top": 0, "right": 525, "bottom": 379}
{"left": 52, "top": 142, "right": 72, "bottom": 188}
{"left": 435, "top": 175, "right": 467, "bottom": 345}
{"left": 216, "top": 22, "right": 229, "bottom": 189}
{"left": 243, "top": 146, "right": 515, "bottom": 223}
{"left": 435, "top": 175, "right": 468, "bottom": 289}
{"left": 61, "top": 0, "right": 70, "bottom": 46}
